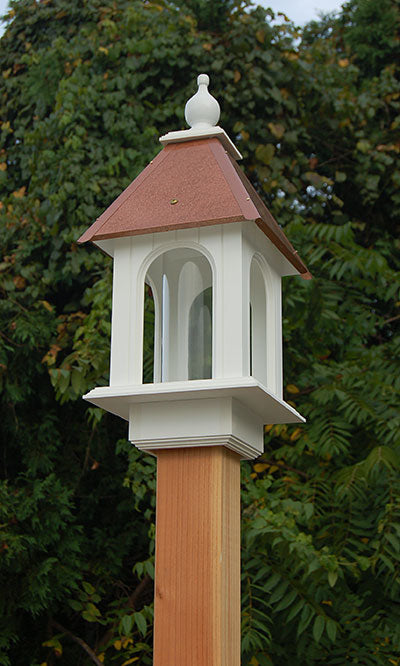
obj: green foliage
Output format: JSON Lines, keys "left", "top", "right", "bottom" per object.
{"left": 0, "top": 0, "right": 399, "bottom": 664}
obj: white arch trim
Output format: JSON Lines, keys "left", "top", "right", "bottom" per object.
{"left": 138, "top": 239, "right": 216, "bottom": 290}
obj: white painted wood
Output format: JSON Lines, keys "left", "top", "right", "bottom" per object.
{"left": 109, "top": 238, "right": 132, "bottom": 386}
{"left": 219, "top": 224, "right": 246, "bottom": 378}
{"left": 159, "top": 126, "right": 242, "bottom": 160}
{"left": 136, "top": 434, "right": 259, "bottom": 459}
{"left": 250, "top": 257, "right": 268, "bottom": 388}
{"left": 102, "top": 219, "right": 303, "bottom": 457}
{"left": 184, "top": 74, "right": 220, "bottom": 130}
{"left": 83, "top": 376, "right": 304, "bottom": 425}
{"left": 129, "top": 395, "right": 262, "bottom": 459}
{"left": 129, "top": 241, "right": 147, "bottom": 384}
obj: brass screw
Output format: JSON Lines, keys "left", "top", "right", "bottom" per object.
{"left": 170, "top": 198, "right": 178, "bottom": 205}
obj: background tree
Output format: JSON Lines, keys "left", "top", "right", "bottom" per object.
{"left": 0, "top": 0, "right": 399, "bottom": 664}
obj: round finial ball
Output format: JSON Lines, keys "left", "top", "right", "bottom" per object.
{"left": 197, "top": 74, "right": 209, "bottom": 86}
{"left": 185, "top": 73, "right": 220, "bottom": 130}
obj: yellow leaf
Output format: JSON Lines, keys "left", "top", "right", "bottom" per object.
{"left": 98, "top": 46, "right": 109, "bottom": 55}
{"left": 250, "top": 472, "right": 257, "bottom": 479}
{"left": 256, "top": 143, "right": 275, "bottom": 165}
{"left": 338, "top": 58, "right": 349, "bottom": 67}
{"left": 269, "top": 465, "right": 278, "bottom": 473}
{"left": 114, "top": 639, "right": 122, "bottom": 650}
{"left": 356, "top": 139, "right": 370, "bottom": 153}
{"left": 2, "top": 68, "right": 11, "bottom": 79}
{"left": 42, "top": 638, "right": 62, "bottom": 656}
{"left": 121, "top": 658, "right": 139, "bottom": 666}
{"left": 13, "top": 186, "right": 26, "bottom": 199}
{"left": 268, "top": 122, "right": 285, "bottom": 139}
{"left": 264, "top": 424, "right": 273, "bottom": 432}
{"left": 233, "top": 70, "right": 241, "bottom": 83}
{"left": 286, "top": 384, "right": 299, "bottom": 394}
{"left": 0, "top": 163, "right": 6, "bottom": 171}
{"left": 40, "top": 300, "right": 53, "bottom": 312}
{"left": 97, "top": 654, "right": 105, "bottom": 663}
{"left": 290, "top": 428, "right": 302, "bottom": 441}
{"left": 360, "top": 537, "right": 369, "bottom": 544}
{"left": 322, "top": 599, "right": 332, "bottom": 606}
{"left": 255, "top": 29, "right": 265, "bottom": 43}
{"left": 284, "top": 51, "right": 299, "bottom": 61}
{"left": 202, "top": 42, "right": 212, "bottom": 51}
{"left": 241, "top": 130, "right": 249, "bottom": 141}
{"left": 250, "top": 658, "right": 259, "bottom": 666}
{"left": 254, "top": 463, "right": 269, "bottom": 473}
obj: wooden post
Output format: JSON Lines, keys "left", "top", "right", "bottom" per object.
{"left": 153, "top": 446, "right": 241, "bottom": 666}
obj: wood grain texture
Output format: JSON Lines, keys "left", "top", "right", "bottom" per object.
{"left": 153, "top": 446, "right": 241, "bottom": 666}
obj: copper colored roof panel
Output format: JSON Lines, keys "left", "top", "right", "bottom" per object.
{"left": 78, "top": 137, "right": 309, "bottom": 276}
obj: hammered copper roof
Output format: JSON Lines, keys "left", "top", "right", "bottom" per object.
{"left": 78, "top": 137, "right": 309, "bottom": 276}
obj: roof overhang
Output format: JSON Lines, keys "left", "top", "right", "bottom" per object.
{"left": 78, "top": 137, "right": 310, "bottom": 278}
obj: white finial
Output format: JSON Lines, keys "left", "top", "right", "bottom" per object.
{"left": 185, "top": 74, "right": 220, "bottom": 130}
{"left": 159, "top": 73, "right": 242, "bottom": 160}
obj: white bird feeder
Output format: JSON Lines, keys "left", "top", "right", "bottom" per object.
{"left": 78, "top": 74, "right": 309, "bottom": 460}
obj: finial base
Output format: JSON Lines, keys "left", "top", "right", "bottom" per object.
{"left": 159, "top": 126, "right": 242, "bottom": 160}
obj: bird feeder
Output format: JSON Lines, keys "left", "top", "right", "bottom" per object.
{"left": 78, "top": 74, "right": 310, "bottom": 665}
{"left": 78, "top": 74, "right": 308, "bottom": 460}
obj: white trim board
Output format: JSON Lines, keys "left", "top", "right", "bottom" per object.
{"left": 83, "top": 377, "right": 304, "bottom": 424}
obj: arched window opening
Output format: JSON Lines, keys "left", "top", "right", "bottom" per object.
{"left": 144, "top": 248, "right": 213, "bottom": 383}
{"left": 143, "top": 282, "right": 155, "bottom": 383}
{"left": 250, "top": 258, "right": 268, "bottom": 387}
{"left": 188, "top": 287, "right": 212, "bottom": 380}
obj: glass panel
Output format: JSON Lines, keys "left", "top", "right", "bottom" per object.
{"left": 188, "top": 287, "right": 212, "bottom": 380}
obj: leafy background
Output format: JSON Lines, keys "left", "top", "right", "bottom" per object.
{"left": 0, "top": 0, "right": 399, "bottom": 664}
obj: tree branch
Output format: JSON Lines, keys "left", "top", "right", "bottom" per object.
{"left": 51, "top": 620, "right": 103, "bottom": 666}
{"left": 97, "top": 574, "right": 152, "bottom": 650}
{"left": 381, "top": 313, "right": 400, "bottom": 326}
{"left": 127, "top": 573, "right": 152, "bottom": 609}
{"left": 263, "top": 458, "right": 309, "bottom": 480}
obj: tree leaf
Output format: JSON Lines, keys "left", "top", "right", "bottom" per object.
{"left": 313, "top": 615, "right": 325, "bottom": 643}
{"left": 134, "top": 612, "right": 147, "bottom": 637}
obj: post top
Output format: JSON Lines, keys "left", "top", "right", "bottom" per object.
{"left": 160, "top": 73, "right": 242, "bottom": 160}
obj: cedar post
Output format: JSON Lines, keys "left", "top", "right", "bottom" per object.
{"left": 153, "top": 447, "right": 241, "bottom": 666}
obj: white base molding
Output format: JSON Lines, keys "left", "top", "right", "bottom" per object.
{"left": 135, "top": 435, "right": 261, "bottom": 460}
